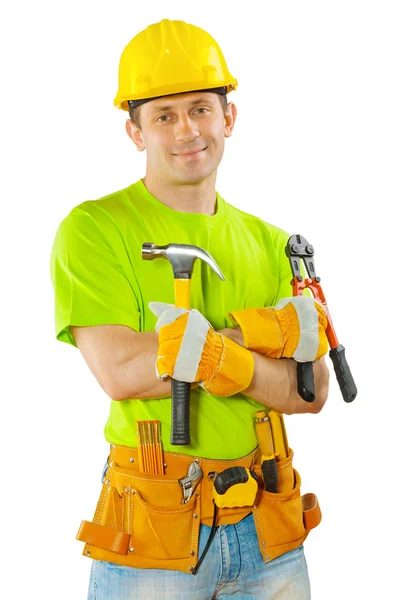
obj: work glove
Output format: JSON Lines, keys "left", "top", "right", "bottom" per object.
{"left": 229, "top": 296, "right": 328, "bottom": 362}
{"left": 149, "top": 302, "right": 254, "bottom": 396}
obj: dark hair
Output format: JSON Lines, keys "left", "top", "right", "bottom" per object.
{"left": 129, "top": 94, "right": 228, "bottom": 130}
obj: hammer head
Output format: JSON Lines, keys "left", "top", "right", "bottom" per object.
{"left": 142, "top": 242, "right": 225, "bottom": 280}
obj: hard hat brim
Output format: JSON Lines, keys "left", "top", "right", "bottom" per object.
{"left": 115, "top": 81, "right": 237, "bottom": 111}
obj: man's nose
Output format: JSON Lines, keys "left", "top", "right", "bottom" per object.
{"left": 174, "top": 115, "right": 200, "bottom": 142}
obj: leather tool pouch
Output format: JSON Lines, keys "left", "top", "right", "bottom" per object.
{"left": 77, "top": 457, "right": 201, "bottom": 573}
{"left": 252, "top": 448, "right": 321, "bottom": 563}
{"left": 77, "top": 445, "right": 321, "bottom": 573}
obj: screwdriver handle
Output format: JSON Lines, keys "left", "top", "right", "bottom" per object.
{"left": 329, "top": 345, "right": 357, "bottom": 402}
{"left": 261, "top": 458, "right": 278, "bottom": 493}
{"left": 171, "top": 379, "right": 191, "bottom": 445}
{"left": 297, "top": 361, "right": 315, "bottom": 402}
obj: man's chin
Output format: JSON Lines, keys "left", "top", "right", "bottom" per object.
{"left": 171, "top": 158, "right": 221, "bottom": 184}
{"left": 172, "top": 168, "right": 214, "bottom": 186}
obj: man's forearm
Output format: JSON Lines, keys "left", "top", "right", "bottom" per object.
{"left": 112, "top": 332, "right": 172, "bottom": 400}
{"left": 222, "top": 327, "right": 329, "bottom": 415}
{"left": 242, "top": 352, "right": 328, "bottom": 414}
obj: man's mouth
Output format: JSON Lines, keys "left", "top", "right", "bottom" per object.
{"left": 172, "top": 147, "right": 207, "bottom": 158}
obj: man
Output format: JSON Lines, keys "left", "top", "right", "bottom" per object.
{"left": 51, "top": 19, "right": 329, "bottom": 600}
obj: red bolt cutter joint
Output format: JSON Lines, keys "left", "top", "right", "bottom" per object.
{"left": 290, "top": 274, "right": 339, "bottom": 349}
{"left": 286, "top": 234, "right": 357, "bottom": 404}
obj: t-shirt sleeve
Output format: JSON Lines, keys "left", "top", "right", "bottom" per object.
{"left": 50, "top": 208, "right": 141, "bottom": 348}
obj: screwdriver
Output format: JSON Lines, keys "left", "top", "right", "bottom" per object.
{"left": 268, "top": 411, "right": 289, "bottom": 461}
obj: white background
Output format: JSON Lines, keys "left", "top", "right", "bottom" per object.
{"left": 2, "top": 1, "right": 399, "bottom": 598}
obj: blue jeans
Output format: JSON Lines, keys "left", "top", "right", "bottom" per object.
{"left": 87, "top": 513, "right": 311, "bottom": 599}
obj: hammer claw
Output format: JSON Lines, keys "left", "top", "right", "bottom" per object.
{"left": 142, "top": 242, "right": 225, "bottom": 281}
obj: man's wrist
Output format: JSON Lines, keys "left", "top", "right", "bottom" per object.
{"left": 218, "top": 326, "right": 244, "bottom": 347}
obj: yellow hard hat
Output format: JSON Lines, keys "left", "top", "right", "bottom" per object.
{"left": 114, "top": 19, "right": 238, "bottom": 111}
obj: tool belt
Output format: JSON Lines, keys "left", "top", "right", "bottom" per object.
{"left": 77, "top": 443, "right": 321, "bottom": 574}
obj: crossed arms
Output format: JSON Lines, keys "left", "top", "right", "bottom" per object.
{"left": 71, "top": 324, "right": 329, "bottom": 416}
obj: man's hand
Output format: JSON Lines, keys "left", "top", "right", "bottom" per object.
{"left": 230, "top": 296, "right": 328, "bottom": 362}
{"left": 149, "top": 302, "right": 254, "bottom": 396}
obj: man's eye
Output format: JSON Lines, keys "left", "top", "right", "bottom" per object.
{"left": 194, "top": 108, "right": 208, "bottom": 114}
{"left": 156, "top": 115, "right": 170, "bottom": 122}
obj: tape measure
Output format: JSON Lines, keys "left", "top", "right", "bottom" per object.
{"left": 212, "top": 466, "right": 258, "bottom": 508}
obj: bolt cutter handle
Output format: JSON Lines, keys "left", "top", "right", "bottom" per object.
{"left": 297, "top": 362, "right": 315, "bottom": 402}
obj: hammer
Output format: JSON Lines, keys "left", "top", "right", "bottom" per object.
{"left": 142, "top": 242, "right": 225, "bottom": 445}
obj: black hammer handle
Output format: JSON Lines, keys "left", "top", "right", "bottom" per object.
{"left": 329, "top": 345, "right": 357, "bottom": 402}
{"left": 297, "top": 362, "right": 315, "bottom": 402}
{"left": 171, "top": 379, "right": 191, "bottom": 445}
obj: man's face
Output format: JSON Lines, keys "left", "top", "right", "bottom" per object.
{"left": 126, "top": 91, "right": 237, "bottom": 185}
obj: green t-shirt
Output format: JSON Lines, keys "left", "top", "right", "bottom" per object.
{"left": 50, "top": 180, "right": 293, "bottom": 459}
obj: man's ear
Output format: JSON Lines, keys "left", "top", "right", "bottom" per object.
{"left": 224, "top": 102, "right": 237, "bottom": 138}
{"left": 125, "top": 120, "right": 146, "bottom": 151}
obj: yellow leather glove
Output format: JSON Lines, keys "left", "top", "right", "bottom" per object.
{"left": 149, "top": 302, "right": 254, "bottom": 396}
{"left": 229, "top": 296, "right": 328, "bottom": 362}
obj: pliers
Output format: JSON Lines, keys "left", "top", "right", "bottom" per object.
{"left": 285, "top": 234, "right": 357, "bottom": 403}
